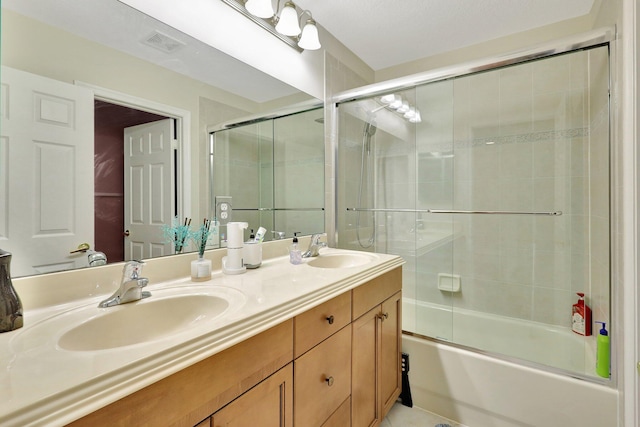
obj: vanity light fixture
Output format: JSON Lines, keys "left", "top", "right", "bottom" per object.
{"left": 379, "top": 94, "right": 422, "bottom": 123}
{"left": 221, "top": 0, "right": 322, "bottom": 51}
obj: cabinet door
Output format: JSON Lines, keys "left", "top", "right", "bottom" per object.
{"left": 321, "top": 396, "right": 351, "bottom": 427}
{"left": 195, "top": 418, "right": 211, "bottom": 427}
{"left": 380, "top": 292, "right": 401, "bottom": 417}
{"left": 212, "top": 363, "right": 293, "bottom": 427}
{"left": 294, "top": 326, "right": 352, "bottom": 427}
{"left": 351, "top": 305, "right": 380, "bottom": 427}
{"left": 352, "top": 291, "right": 402, "bottom": 427}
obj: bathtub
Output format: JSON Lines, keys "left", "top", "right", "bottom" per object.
{"left": 402, "top": 298, "right": 618, "bottom": 427}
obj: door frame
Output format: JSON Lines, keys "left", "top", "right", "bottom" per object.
{"left": 75, "top": 81, "right": 192, "bottom": 226}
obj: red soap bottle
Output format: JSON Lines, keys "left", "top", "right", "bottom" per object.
{"left": 572, "top": 292, "right": 592, "bottom": 336}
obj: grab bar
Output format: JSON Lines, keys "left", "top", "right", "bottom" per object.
{"left": 346, "top": 208, "right": 562, "bottom": 216}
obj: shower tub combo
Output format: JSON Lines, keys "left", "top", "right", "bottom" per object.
{"left": 334, "top": 29, "right": 616, "bottom": 427}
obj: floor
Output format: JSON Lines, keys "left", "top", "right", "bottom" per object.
{"left": 382, "top": 402, "right": 466, "bottom": 427}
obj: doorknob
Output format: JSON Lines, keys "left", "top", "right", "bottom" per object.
{"left": 123, "top": 230, "right": 130, "bottom": 237}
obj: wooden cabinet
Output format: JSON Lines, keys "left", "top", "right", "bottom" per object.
{"left": 293, "top": 291, "right": 352, "bottom": 427}
{"left": 294, "top": 326, "right": 351, "bottom": 426}
{"left": 379, "top": 292, "right": 402, "bottom": 416}
{"left": 321, "top": 397, "right": 351, "bottom": 427}
{"left": 351, "top": 269, "right": 402, "bottom": 427}
{"left": 67, "top": 267, "right": 402, "bottom": 427}
{"left": 294, "top": 291, "right": 351, "bottom": 358}
{"left": 211, "top": 363, "right": 293, "bottom": 427}
{"left": 67, "top": 320, "right": 293, "bottom": 427}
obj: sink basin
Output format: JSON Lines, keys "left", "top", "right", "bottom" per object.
{"left": 58, "top": 294, "right": 230, "bottom": 351}
{"left": 307, "top": 253, "right": 376, "bottom": 269}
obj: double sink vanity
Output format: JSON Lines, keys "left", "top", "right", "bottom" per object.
{"left": 0, "top": 239, "right": 404, "bottom": 427}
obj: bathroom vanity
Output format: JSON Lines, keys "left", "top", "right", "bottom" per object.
{"left": 0, "top": 244, "right": 403, "bottom": 427}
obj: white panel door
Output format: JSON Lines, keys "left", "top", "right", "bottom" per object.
{"left": 0, "top": 66, "right": 94, "bottom": 276}
{"left": 124, "top": 119, "right": 174, "bottom": 260}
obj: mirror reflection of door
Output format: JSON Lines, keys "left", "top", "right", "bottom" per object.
{"left": 94, "top": 102, "right": 172, "bottom": 263}
{"left": 123, "top": 119, "right": 175, "bottom": 260}
{"left": 1, "top": 66, "right": 94, "bottom": 277}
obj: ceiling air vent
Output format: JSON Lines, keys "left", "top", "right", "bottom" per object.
{"left": 142, "top": 31, "right": 185, "bottom": 54}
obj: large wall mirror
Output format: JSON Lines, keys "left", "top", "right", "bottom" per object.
{"left": 0, "top": 0, "right": 322, "bottom": 278}
{"left": 210, "top": 106, "right": 325, "bottom": 242}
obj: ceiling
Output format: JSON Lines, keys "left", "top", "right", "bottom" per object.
{"left": 3, "top": 0, "right": 597, "bottom": 102}
{"left": 295, "top": 0, "right": 597, "bottom": 70}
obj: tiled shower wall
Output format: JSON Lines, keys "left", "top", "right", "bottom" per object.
{"left": 337, "top": 46, "right": 610, "bottom": 373}
{"left": 444, "top": 48, "right": 609, "bottom": 329}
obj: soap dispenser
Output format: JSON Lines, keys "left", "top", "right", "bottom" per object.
{"left": 595, "top": 321, "right": 610, "bottom": 378}
{"left": 289, "top": 232, "right": 302, "bottom": 265}
{"left": 0, "top": 248, "right": 23, "bottom": 332}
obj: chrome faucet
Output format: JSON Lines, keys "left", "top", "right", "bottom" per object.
{"left": 271, "top": 231, "right": 286, "bottom": 240}
{"left": 303, "top": 234, "right": 327, "bottom": 258}
{"left": 98, "top": 260, "right": 151, "bottom": 308}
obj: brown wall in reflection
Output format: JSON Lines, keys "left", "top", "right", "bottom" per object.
{"left": 94, "top": 100, "right": 167, "bottom": 263}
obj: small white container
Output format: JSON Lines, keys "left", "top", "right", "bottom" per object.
{"left": 244, "top": 241, "right": 262, "bottom": 268}
{"left": 191, "top": 256, "right": 212, "bottom": 282}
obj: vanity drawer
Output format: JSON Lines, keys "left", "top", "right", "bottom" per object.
{"left": 294, "top": 325, "right": 352, "bottom": 427}
{"left": 294, "top": 291, "right": 351, "bottom": 357}
{"left": 352, "top": 268, "right": 402, "bottom": 320}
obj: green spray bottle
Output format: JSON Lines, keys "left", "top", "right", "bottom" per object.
{"left": 595, "top": 321, "right": 610, "bottom": 378}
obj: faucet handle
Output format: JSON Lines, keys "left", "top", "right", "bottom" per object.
{"left": 122, "top": 260, "right": 144, "bottom": 280}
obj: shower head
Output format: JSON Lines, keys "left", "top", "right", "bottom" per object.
{"left": 363, "top": 120, "right": 377, "bottom": 137}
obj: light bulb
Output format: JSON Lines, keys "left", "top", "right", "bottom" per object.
{"left": 404, "top": 107, "right": 416, "bottom": 119}
{"left": 298, "top": 19, "right": 321, "bottom": 50}
{"left": 397, "top": 101, "right": 410, "bottom": 114}
{"left": 245, "top": 0, "right": 274, "bottom": 18}
{"left": 389, "top": 96, "right": 403, "bottom": 109}
{"left": 275, "top": 2, "right": 301, "bottom": 36}
{"left": 380, "top": 94, "right": 396, "bottom": 105}
{"left": 409, "top": 111, "right": 422, "bottom": 123}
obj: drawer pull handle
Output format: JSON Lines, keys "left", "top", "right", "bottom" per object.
{"left": 377, "top": 312, "right": 389, "bottom": 321}
{"left": 326, "top": 315, "right": 334, "bottom": 325}
{"left": 325, "top": 376, "right": 334, "bottom": 387}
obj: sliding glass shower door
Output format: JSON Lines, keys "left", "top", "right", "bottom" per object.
{"left": 337, "top": 45, "right": 610, "bottom": 378}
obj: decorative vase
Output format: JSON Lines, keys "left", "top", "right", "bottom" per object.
{"left": 0, "top": 249, "right": 23, "bottom": 332}
{"left": 191, "top": 255, "right": 212, "bottom": 282}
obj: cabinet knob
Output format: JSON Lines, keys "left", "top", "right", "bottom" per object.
{"left": 326, "top": 315, "right": 334, "bottom": 325}
{"left": 377, "top": 312, "right": 389, "bottom": 321}
{"left": 325, "top": 376, "right": 334, "bottom": 387}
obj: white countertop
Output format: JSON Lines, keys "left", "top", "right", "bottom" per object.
{"left": 0, "top": 248, "right": 403, "bottom": 427}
